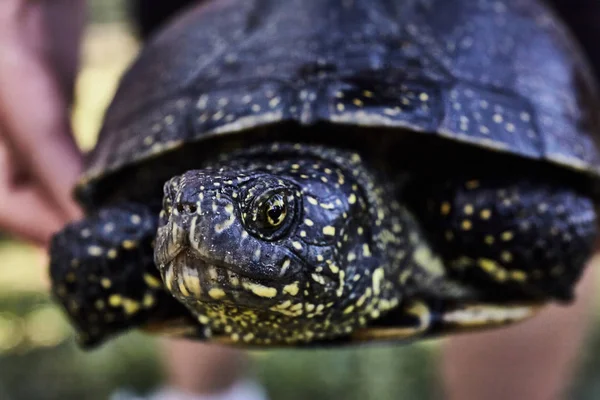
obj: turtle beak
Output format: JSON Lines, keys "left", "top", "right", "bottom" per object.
{"left": 154, "top": 217, "right": 188, "bottom": 267}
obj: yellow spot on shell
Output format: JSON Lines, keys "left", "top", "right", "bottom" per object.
{"left": 464, "top": 204, "right": 474, "bottom": 215}
{"left": 348, "top": 194, "right": 357, "bottom": 204}
{"left": 480, "top": 209, "right": 491, "bottom": 220}
{"left": 198, "top": 315, "right": 210, "bottom": 324}
{"left": 208, "top": 288, "right": 226, "bottom": 299}
{"left": 292, "top": 241, "right": 303, "bottom": 250}
{"left": 101, "top": 278, "right": 112, "bottom": 289}
{"left": 343, "top": 305, "right": 355, "bottom": 314}
{"left": 461, "top": 220, "right": 472, "bottom": 230}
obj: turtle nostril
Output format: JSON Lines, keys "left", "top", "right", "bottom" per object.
{"left": 176, "top": 203, "right": 197, "bottom": 214}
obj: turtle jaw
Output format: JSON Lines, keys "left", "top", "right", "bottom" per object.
{"left": 160, "top": 248, "right": 294, "bottom": 310}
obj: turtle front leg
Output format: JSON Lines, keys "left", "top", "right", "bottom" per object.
{"left": 49, "top": 203, "right": 205, "bottom": 349}
{"left": 407, "top": 175, "right": 598, "bottom": 302}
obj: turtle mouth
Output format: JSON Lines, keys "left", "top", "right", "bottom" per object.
{"left": 162, "top": 250, "right": 291, "bottom": 308}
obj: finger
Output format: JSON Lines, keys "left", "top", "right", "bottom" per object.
{"left": 0, "top": 185, "right": 66, "bottom": 246}
{"left": 0, "top": 41, "right": 83, "bottom": 221}
{"left": 0, "top": 144, "right": 66, "bottom": 246}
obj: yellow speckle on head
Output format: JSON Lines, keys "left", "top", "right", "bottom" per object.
{"left": 144, "top": 274, "right": 162, "bottom": 288}
{"left": 372, "top": 268, "right": 385, "bottom": 296}
{"left": 461, "top": 220, "right": 472, "bottom": 230}
{"left": 130, "top": 215, "right": 142, "bottom": 224}
{"left": 243, "top": 333, "right": 255, "bottom": 342}
{"left": 363, "top": 244, "right": 372, "bottom": 257}
{"left": 329, "top": 264, "right": 340, "bottom": 274}
{"left": 304, "top": 218, "right": 314, "bottom": 226}
{"left": 243, "top": 281, "right": 278, "bottom": 298}
{"left": 107, "top": 249, "right": 118, "bottom": 259}
{"left": 353, "top": 98, "right": 363, "bottom": 107}
{"left": 108, "top": 294, "right": 122, "bottom": 307}
{"left": 348, "top": 194, "right": 357, "bottom": 204}
{"left": 198, "top": 315, "right": 210, "bottom": 324}
{"left": 323, "top": 226, "right": 336, "bottom": 236}
{"left": 101, "top": 278, "right": 112, "bottom": 289}
{"left": 312, "top": 273, "right": 326, "bottom": 285}
{"left": 440, "top": 202, "right": 451, "bottom": 215}
{"left": 208, "top": 288, "right": 226, "bottom": 299}
{"left": 419, "top": 92, "right": 429, "bottom": 101}
{"left": 292, "top": 241, "right": 303, "bottom": 250}
{"left": 480, "top": 209, "right": 491, "bottom": 220}
{"left": 343, "top": 305, "right": 355, "bottom": 314}
{"left": 307, "top": 196, "right": 318, "bottom": 205}
{"left": 283, "top": 282, "right": 300, "bottom": 296}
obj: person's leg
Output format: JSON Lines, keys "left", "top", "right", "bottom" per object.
{"left": 440, "top": 254, "right": 598, "bottom": 400}
{"left": 152, "top": 340, "right": 266, "bottom": 400}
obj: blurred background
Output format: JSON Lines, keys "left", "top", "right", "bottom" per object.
{"left": 1, "top": 1, "right": 600, "bottom": 399}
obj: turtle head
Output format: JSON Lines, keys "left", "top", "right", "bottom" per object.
{"left": 154, "top": 145, "right": 398, "bottom": 344}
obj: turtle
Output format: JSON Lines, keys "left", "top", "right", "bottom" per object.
{"left": 49, "top": 0, "right": 600, "bottom": 349}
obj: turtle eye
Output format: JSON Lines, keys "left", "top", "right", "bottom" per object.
{"left": 245, "top": 187, "right": 298, "bottom": 240}
{"left": 264, "top": 194, "right": 287, "bottom": 227}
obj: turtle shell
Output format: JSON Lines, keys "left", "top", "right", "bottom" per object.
{"left": 77, "top": 0, "right": 600, "bottom": 204}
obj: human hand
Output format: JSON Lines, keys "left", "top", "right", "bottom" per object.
{"left": 0, "top": 0, "right": 86, "bottom": 246}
